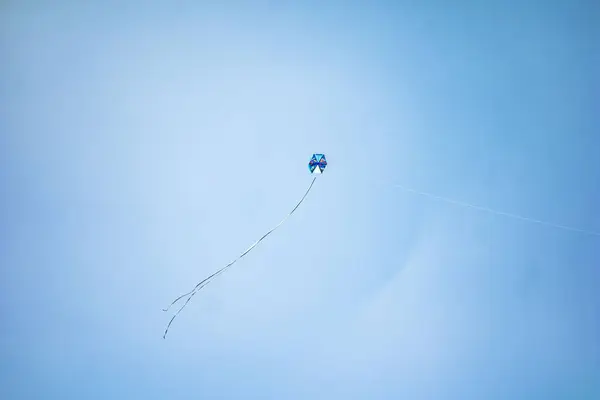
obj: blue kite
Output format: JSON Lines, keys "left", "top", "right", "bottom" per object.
{"left": 162, "top": 154, "right": 327, "bottom": 338}
{"left": 309, "top": 153, "right": 327, "bottom": 174}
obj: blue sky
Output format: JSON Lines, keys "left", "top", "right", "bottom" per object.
{"left": 1, "top": 1, "right": 599, "bottom": 399}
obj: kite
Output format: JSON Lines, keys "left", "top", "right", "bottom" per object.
{"left": 309, "top": 153, "right": 327, "bottom": 174}
{"left": 162, "top": 154, "right": 327, "bottom": 338}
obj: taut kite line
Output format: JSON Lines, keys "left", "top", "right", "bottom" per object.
{"left": 392, "top": 183, "right": 600, "bottom": 237}
{"left": 162, "top": 154, "right": 328, "bottom": 338}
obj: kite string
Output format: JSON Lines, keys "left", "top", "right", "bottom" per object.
{"left": 392, "top": 183, "right": 600, "bottom": 237}
{"left": 162, "top": 176, "right": 319, "bottom": 338}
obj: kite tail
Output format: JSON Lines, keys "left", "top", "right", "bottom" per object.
{"left": 161, "top": 263, "right": 233, "bottom": 312}
{"left": 162, "top": 176, "right": 318, "bottom": 338}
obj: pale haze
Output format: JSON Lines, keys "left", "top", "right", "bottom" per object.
{"left": 1, "top": 1, "right": 599, "bottom": 399}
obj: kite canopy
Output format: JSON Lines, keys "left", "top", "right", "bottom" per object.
{"left": 309, "top": 154, "right": 327, "bottom": 174}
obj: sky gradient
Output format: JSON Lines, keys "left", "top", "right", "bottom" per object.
{"left": 2, "top": 1, "right": 599, "bottom": 399}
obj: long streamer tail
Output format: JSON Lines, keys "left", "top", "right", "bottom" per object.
{"left": 162, "top": 176, "right": 319, "bottom": 338}
{"left": 392, "top": 183, "right": 600, "bottom": 237}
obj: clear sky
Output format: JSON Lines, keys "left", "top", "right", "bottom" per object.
{"left": 1, "top": 1, "right": 599, "bottom": 399}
